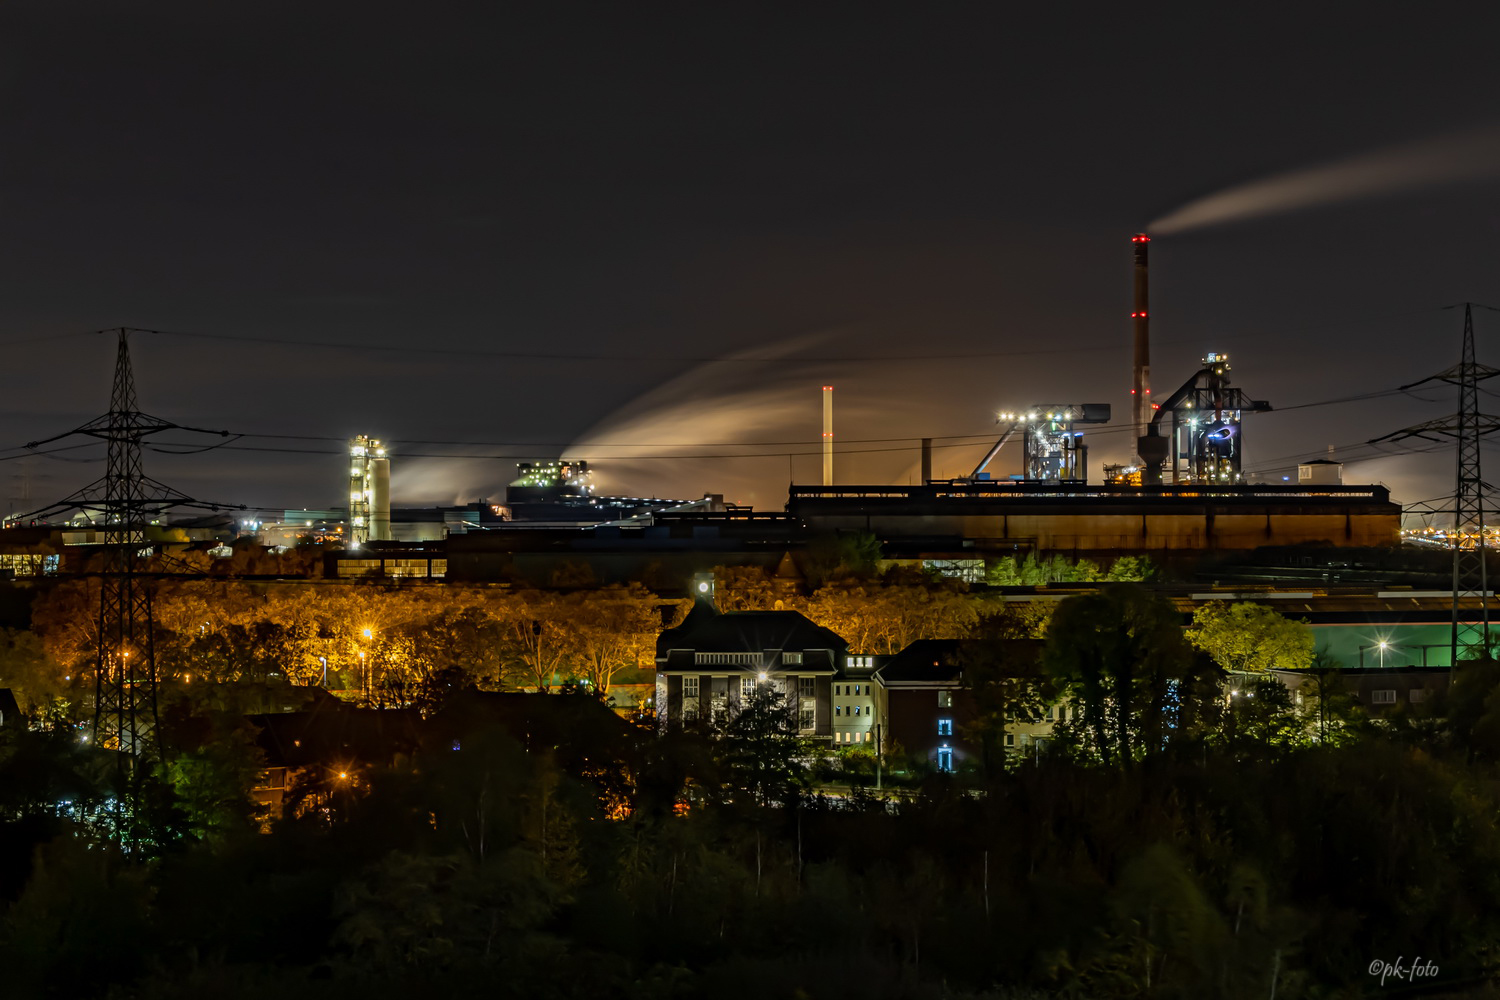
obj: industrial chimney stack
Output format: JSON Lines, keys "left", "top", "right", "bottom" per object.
{"left": 1131, "top": 233, "right": 1152, "bottom": 464}
{"left": 822, "top": 385, "right": 834, "bottom": 486}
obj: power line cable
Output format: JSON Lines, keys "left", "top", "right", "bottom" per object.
{"left": 138, "top": 326, "right": 1157, "bottom": 365}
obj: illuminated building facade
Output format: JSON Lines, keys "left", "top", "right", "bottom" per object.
{"left": 511, "top": 460, "right": 592, "bottom": 494}
{"left": 655, "top": 605, "right": 844, "bottom": 737}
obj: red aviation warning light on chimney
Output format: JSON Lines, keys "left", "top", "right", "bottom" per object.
{"left": 1131, "top": 233, "right": 1152, "bottom": 466}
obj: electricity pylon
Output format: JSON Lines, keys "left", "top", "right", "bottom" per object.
{"left": 22, "top": 329, "right": 238, "bottom": 757}
{"left": 1371, "top": 304, "right": 1500, "bottom": 664}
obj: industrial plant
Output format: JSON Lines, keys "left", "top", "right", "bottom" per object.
{"left": 0, "top": 232, "right": 1482, "bottom": 669}
{"left": 0, "top": 233, "right": 1415, "bottom": 562}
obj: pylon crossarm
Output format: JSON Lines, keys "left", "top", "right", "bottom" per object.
{"left": 1400, "top": 364, "right": 1500, "bottom": 392}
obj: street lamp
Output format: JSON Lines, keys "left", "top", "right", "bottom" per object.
{"left": 319, "top": 656, "right": 328, "bottom": 688}
{"left": 1378, "top": 640, "right": 1389, "bottom": 668}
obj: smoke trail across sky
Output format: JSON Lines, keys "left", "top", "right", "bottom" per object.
{"left": 564, "top": 327, "right": 858, "bottom": 505}
{"left": 1150, "top": 125, "right": 1500, "bottom": 234}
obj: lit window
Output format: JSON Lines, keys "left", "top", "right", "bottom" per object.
{"left": 937, "top": 718, "right": 953, "bottom": 736}
{"left": 937, "top": 691, "right": 953, "bottom": 708}
{"left": 741, "top": 677, "right": 755, "bottom": 699}
{"left": 683, "top": 676, "right": 699, "bottom": 699}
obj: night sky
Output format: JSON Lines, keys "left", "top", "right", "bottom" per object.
{"left": 4, "top": 4, "right": 1500, "bottom": 518}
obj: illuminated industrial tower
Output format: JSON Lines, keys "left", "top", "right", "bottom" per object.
{"left": 348, "top": 436, "right": 390, "bottom": 544}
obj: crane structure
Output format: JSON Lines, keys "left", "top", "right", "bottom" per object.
{"left": 969, "top": 404, "right": 1111, "bottom": 484}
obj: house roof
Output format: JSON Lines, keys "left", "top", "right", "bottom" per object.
{"left": 657, "top": 608, "right": 848, "bottom": 657}
{"left": 876, "top": 638, "right": 1044, "bottom": 687}
{"left": 248, "top": 701, "right": 421, "bottom": 769}
{"left": 1272, "top": 665, "right": 1452, "bottom": 678}
{"left": 425, "top": 689, "right": 635, "bottom": 759}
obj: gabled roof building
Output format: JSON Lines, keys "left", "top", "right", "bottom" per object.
{"left": 655, "top": 601, "right": 847, "bottom": 738}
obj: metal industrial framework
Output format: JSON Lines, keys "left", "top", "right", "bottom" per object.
{"left": 1372, "top": 304, "right": 1500, "bottom": 661}
{"left": 20, "top": 330, "right": 237, "bottom": 756}
{"left": 1136, "top": 352, "right": 1272, "bottom": 485}
{"left": 969, "top": 404, "right": 1111, "bottom": 483}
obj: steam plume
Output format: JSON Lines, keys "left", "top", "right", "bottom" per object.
{"left": 1150, "top": 126, "right": 1500, "bottom": 235}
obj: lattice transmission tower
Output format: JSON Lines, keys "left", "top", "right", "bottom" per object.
{"left": 22, "top": 329, "right": 237, "bottom": 757}
{"left": 1371, "top": 303, "right": 1500, "bottom": 663}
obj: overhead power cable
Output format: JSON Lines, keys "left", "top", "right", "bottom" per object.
{"left": 138, "top": 327, "right": 1159, "bottom": 365}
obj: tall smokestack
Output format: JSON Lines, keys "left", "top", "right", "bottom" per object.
{"left": 822, "top": 385, "right": 834, "bottom": 486}
{"left": 920, "top": 437, "right": 932, "bottom": 484}
{"left": 1131, "top": 233, "right": 1152, "bottom": 464}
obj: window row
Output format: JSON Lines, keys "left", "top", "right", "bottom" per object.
{"left": 835, "top": 683, "right": 871, "bottom": 696}
{"left": 836, "top": 731, "right": 872, "bottom": 744}
{"left": 692, "top": 652, "right": 809, "bottom": 666}
{"left": 683, "top": 675, "right": 819, "bottom": 699}
{"left": 834, "top": 705, "right": 868, "bottom": 717}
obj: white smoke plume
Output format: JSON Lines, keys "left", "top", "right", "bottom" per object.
{"left": 564, "top": 329, "right": 858, "bottom": 505}
{"left": 1150, "top": 125, "right": 1500, "bottom": 235}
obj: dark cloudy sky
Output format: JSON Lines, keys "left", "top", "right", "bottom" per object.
{"left": 3, "top": 3, "right": 1499, "bottom": 517}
